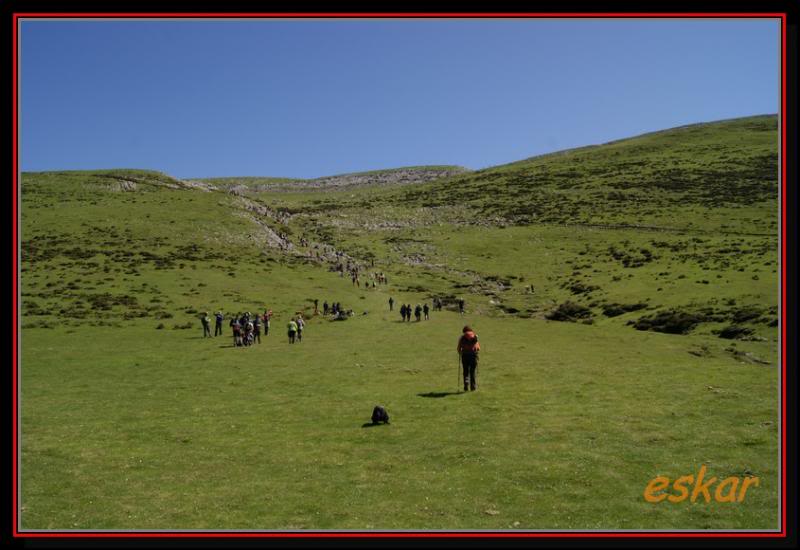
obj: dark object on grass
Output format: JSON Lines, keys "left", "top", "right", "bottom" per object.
{"left": 371, "top": 405, "right": 390, "bottom": 425}
{"left": 546, "top": 301, "right": 592, "bottom": 322}
{"left": 602, "top": 302, "right": 648, "bottom": 317}
{"left": 716, "top": 325, "right": 755, "bottom": 340}
{"left": 633, "top": 309, "right": 703, "bottom": 335}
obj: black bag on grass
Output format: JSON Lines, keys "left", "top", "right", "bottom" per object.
{"left": 371, "top": 405, "right": 390, "bottom": 425}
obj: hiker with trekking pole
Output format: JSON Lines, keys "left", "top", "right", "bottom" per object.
{"left": 457, "top": 325, "right": 481, "bottom": 392}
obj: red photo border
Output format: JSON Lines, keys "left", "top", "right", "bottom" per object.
{"left": 10, "top": 11, "right": 789, "bottom": 540}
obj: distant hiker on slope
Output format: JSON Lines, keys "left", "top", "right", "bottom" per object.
{"left": 253, "top": 313, "right": 262, "bottom": 344}
{"left": 389, "top": 297, "right": 394, "bottom": 311}
{"left": 230, "top": 313, "right": 239, "bottom": 346}
{"left": 458, "top": 298, "right": 465, "bottom": 316}
{"left": 414, "top": 304, "right": 422, "bottom": 322}
{"left": 244, "top": 318, "right": 254, "bottom": 346}
{"left": 296, "top": 315, "right": 305, "bottom": 342}
{"left": 214, "top": 311, "right": 224, "bottom": 337}
{"left": 287, "top": 318, "right": 298, "bottom": 344}
{"left": 263, "top": 309, "right": 272, "bottom": 336}
{"left": 457, "top": 325, "right": 481, "bottom": 392}
{"left": 232, "top": 318, "right": 242, "bottom": 347}
{"left": 423, "top": 303, "right": 430, "bottom": 320}
{"left": 200, "top": 312, "right": 212, "bottom": 338}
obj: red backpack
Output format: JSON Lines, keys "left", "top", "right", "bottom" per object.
{"left": 459, "top": 331, "right": 480, "bottom": 353}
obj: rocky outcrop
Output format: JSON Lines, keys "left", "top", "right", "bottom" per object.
{"left": 302, "top": 167, "right": 470, "bottom": 190}
{"left": 209, "top": 166, "right": 471, "bottom": 192}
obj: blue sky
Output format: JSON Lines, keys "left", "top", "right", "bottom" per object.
{"left": 20, "top": 18, "right": 779, "bottom": 179}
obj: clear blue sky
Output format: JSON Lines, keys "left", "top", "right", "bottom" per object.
{"left": 20, "top": 18, "right": 779, "bottom": 179}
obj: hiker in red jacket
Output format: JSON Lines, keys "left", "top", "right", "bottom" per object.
{"left": 457, "top": 326, "right": 481, "bottom": 392}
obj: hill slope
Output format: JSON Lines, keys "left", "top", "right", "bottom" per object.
{"left": 18, "top": 115, "right": 780, "bottom": 530}
{"left": 196, "top": 165, "right": 471, "bottom": 192}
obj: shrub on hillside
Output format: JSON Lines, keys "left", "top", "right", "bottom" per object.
{"left": 546, "top": 301, "right": 593, "bottom": 322}
{"left": 632, "top": 309, "right": 703, "bottom": 334}
{"left": 716, "top": 325, "right": 755, "bottom": 340}
{"left": 602, "top": 302, "right": 648, "bottom": 317}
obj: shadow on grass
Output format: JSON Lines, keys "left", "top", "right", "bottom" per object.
{"left": 417, "top": 391, "right": 465, "bottom": 398}
{"left": 361, "top": 422, "right": 390, "bottom": 428}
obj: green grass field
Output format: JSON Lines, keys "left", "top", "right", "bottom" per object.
{"left": 19, "top": 115, "right": 780, "bottom": 530}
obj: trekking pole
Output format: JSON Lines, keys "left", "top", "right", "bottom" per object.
{"left": 457, "top": 352, "right": 462, "bottom": 392}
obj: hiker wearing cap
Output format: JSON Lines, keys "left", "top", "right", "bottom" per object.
{"left": 287, "top": 318, "right": 298, "bottom": 344}
{"left": 457, "top": 325, "right": 481, "bottom": 392}
{"left": 214, "top": 311, "right": 224, "bottom": 336}
{"left": 200, "top": 312, "right": 212, "bottom": 338}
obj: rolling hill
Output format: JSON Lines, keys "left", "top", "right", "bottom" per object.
{"left": 18, "top": 114, "right": 780, "bottom": 530}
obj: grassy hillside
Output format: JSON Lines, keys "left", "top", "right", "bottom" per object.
{"left": 196, "top": 165, "right": 470, "bottom": 192}
{"left": 19, "top": 115, "right": 780, "bottom": 530}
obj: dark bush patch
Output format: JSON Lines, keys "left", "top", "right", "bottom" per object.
{"left": 546, "top": 301, "right": 593, "bottom": 322}
{"left": 716, "top": 325, "right": 755, "bottom": 340}
{"left": 122, "top": 310, "right": 149, "bottom": 320}
{"left": 568, "top": 282, "right": 600, "bottom": 295}
{"left": 85, "top": 293, "right": 139, "bottom": 311}
{"left": 404, "top": 285, "right": 429, "bottom": 293}
{"left": 731, "top": 306, "right": 763, "bottom": 324}
{"left": 602, "top": 302, "right": 648, "bottom": 317}
{"left": 633, "top": 309, "right": 704, "bottom": 334}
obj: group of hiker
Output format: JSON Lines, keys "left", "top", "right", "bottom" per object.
{"left": 194, "top": 249, "right": 482, "bottom": 390}
{"left": 388, "top": 296, "right": 464, "bottom": 318}
{"left": 396, "top": 302, "right": 429, "bottom": 322}
{"left": 353, "top": 271, "right": 387, "bottom": 289}
{"left": 322, "top": 300, "right": 353, "bottom": 319}
{"left": 200, "top": 309, "right": 314, "bottom": 346}
{"left": 199, "top": 310, "right": 273, "bottom": 346}
{"left": 286, "top": 315, "right": 305, "bottom": 344}
{"left": 199, "top": 299, "right": 482, "bottom": 391}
